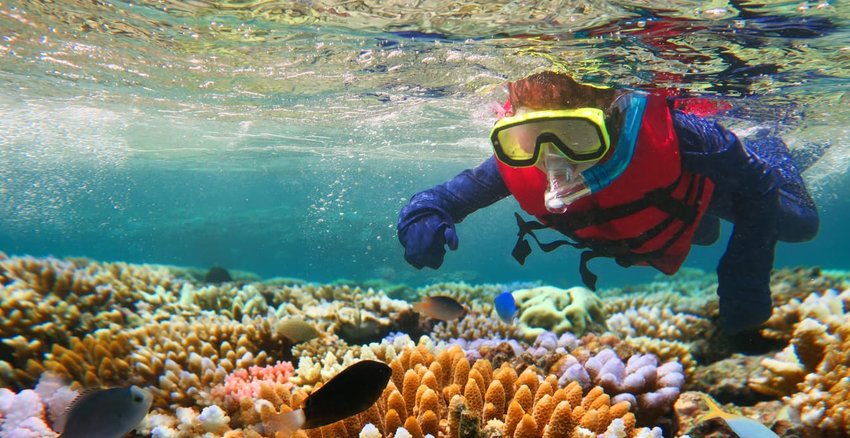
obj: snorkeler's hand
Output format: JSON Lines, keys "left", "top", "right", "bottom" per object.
{"left": 398, "top": 211, "right": 458, "bottom": 269}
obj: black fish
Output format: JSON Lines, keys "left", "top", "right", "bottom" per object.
{"left": 264, "top": 360, "right": 391, "bottom": 435}
{"left": 204, "top": 266, "right": 232, "bottom": 283}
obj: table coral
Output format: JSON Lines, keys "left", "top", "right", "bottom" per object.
{"left": 512, "top": 286, "right": 606, "bottom": 340}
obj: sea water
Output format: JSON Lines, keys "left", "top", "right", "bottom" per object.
{"left": 0, "top": 1, "right": 848, "bottom": 288}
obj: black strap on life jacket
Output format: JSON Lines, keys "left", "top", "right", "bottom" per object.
{"left": 510, "top": 173, "right": 708, "bottom": 290}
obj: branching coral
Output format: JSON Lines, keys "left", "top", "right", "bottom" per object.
{"left": 4, "top": 255, "right": 789, "bottom": 437}
{"left": 431, "top": 312, "right": 519, "bottom": 342}
{"left": 0, "top": 256, "right": 185, "bottom": 387}
{"left": 769, "top": 266, "right": 847, "bottom": 307}
{"left": 605, "top": 306, "right": 714, "bottom": 342}
{"left": 746, "top": 288, "right": 850, "bottom": 436}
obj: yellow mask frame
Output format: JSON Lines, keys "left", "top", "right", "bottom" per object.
{"left": 490, "top": 108, "right": 611, "bottom": 167}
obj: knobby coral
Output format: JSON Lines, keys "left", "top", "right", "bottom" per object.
{"left": 512, "top": 286, "right": 606, "bottom": 340}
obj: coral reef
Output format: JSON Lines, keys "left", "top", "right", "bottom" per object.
{"left": 281, "top": 342, "right": 666, "bottom": 438}
{"left": 2, "top": 255, "right": 848, "bottom": 437}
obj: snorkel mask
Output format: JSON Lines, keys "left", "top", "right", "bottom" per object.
{"left": 490, "top": 93, "right": 648, "bottom": 213}
{"left": 490, "top": 108, "right": 609, "bottom": 213}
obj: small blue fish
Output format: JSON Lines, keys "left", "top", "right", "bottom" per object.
{"left": 494, "top": 291, "right": 517, "bottom": 323}
{"left": 698, "top": 394, "right": 779, "bottom": 438}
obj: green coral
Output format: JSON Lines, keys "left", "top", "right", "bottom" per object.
{"left": 513, "top": 286, "right": 606, "bottom": 340}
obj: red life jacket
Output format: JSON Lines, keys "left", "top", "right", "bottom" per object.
{"left": 496, "top": 93, "right": 714, "bottom": 289}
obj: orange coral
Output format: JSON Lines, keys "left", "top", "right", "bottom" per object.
{"left": 303, "top": 343, "right": 657, "bottom": 438}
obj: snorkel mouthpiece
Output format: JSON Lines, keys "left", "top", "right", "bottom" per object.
{"left": 543, "top": 149, "right": 591, "bottom": 213}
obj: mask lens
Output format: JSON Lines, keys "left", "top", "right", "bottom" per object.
{"left": 491, "top": 112, "right": 608, "bottom": 166}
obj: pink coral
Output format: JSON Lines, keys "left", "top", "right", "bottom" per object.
{"left": 211, "top": 361, "right": 294, "bottom": 405}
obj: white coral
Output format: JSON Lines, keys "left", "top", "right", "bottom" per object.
{"left": 359, "top": 423, "right": 381, "bottom": 438}
{"left": 198, "top": 405, "right": 230, "bottom": 433}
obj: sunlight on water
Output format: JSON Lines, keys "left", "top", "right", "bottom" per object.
{"left": 0, "top": 0, "right": 848, "bottom": 283}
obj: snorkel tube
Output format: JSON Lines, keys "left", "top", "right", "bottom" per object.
{"left": 541, "top": 92, "right": 647, "bottom": 213}
{"left": 580, "top": 92, "right": 647, "bottom": 193}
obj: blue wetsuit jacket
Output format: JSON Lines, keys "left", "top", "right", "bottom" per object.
{"left": 397, "top": 111, "right": 819, "bottom": 333}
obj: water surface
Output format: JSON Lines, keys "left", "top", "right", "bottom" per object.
{"left": 1, "top": 0, "right": 848, "bottom": 286}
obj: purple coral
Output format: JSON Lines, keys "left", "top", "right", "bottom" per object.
{"left": 0, "top": 389, "right": 58, "bottom": 438}
{"left": 0, "top": 374, "right": 78, "bottom": 438}
{"left": 559, "top": 349, "right": 684, "bottom": 419}
{"left": 558, "top": 356, "right": 592, "bottom": 389}
{"left": 526, "top": 331, "right": 580, "bottom": 357}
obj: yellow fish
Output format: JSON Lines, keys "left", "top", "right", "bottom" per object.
{"left": 275, "top": 318, "right": 321, "bottom": 343}
{"left": 698, "top": 394, "right": 779, "bottom": 438}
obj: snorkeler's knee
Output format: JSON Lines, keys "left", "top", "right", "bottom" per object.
{"left": 779, "top": 207, "right": 819, "bottom": 242}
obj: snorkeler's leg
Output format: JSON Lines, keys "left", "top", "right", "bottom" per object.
{"left": 742, "top": 133, "right": 819, "bottom": 242}
{"left": 672, "top": 113, "right": 781, "bottom": 334}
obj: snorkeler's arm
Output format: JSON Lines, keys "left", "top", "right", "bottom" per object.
{"left": 672, "top": 111, "right": 781, "bottom": 332}
{"left": 398, "top": 156, "right": 509, "bottom": 269}
{"left": 401, "top": 156, "right": 510, "bottom": 223}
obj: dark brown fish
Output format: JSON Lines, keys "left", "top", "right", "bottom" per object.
{"left": 412, "top": 295, "right": 466, "bottom": 321}
{"left": 264, "top": 360, "right": 392, "bottom": 435}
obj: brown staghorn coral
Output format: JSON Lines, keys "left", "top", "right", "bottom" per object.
{"left": 769, "top": 266, "right": 847, "bottom": 307}
{"left": 40, "top": 313, "right": 286, "bottom": 409}
{"left": 751, "top": 288, "right": 850, "bottom": 397}
{"left": 269, "top": 284, "right": 417, "bottom": 345}
{"left": 0, "top": 256, "right": 185, "bottom": 388}
{"left": 762, "top": 286, "right": 850, "bottom": 342}
{"left": 602, "top": 291, "right": 716, "bottom": 319}
{"left": 431, "top": 311, "right": 519, "bottom": 342}
{"left": 0, "top": 255, "right": 420, "bottom": 404}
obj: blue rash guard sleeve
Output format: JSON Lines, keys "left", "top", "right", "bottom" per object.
{"left": 397, "top": 156, "right": 510, "bottom": 269}
{"left": 671, "top": 110, "right": 819, "bottom": 333}
{"left": 400, "top": 155, "right": 510, "bottom": 224}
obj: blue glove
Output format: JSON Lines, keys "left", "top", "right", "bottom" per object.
{"left": 397, "top": 208, "right": 459, "bottom": 269}
{"left": 397, "top": 156, "right": 510, "bottom": 270}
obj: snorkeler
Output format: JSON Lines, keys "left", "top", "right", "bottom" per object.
{"left": 397, "top": 71, "right": 819, "bottom": 335}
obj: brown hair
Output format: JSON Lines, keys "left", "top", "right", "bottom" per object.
{"left": 508, "top": 71, "right": 620, "bottom": 111}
